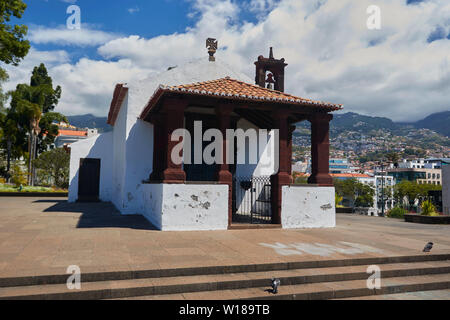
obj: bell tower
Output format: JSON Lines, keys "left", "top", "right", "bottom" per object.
{"left": 254, "top": 47, "right": 288, "bottom": 92}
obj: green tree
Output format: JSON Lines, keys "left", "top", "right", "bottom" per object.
{"left": 334, "top": 178, "right": 375, "bottom": 208}
{"left": 0, "top": 68, "right": 8, "bottom": 109}
{"left": 33, "top": 148, "right": 69, "bottom": 189}
{"left": 394, "top": 180, "right": 427, "bottom": 211}
{"left": 30, "top": 63, "right": 62, "bottom": 112}
{"left": 385, "top": 152, "right": 399, "bottom": 165}
{"left": 2, "top": 64, "right": 65, "bottom": 184}
{"left": 0, "top": 0, "right": 30, "bottom": 180}
{"left": 354, "top": 182, "right": 375, "bottom": 208}
{"left": 0, "top": 0, "right": 30, "bottom": 67}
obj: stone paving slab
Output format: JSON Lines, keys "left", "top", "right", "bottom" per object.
{"left": 0, "top": 197, "right": 449, "bottom": 278}
{"left": 337, "top": 289, "right": 450, "bottom": 300}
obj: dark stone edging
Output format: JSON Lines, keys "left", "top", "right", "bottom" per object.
{"left": 0, "top": 192, "right": 68, "bottom": 197}
{"left": 336, "top": 207, "right": 353, "bottom": 214}
{"left": 404, "top": 214, "right": 450, "bottom": 225}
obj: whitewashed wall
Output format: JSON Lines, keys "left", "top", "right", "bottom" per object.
{"left": 68, "top": 132, "right": 113, "bottom": 203}
{"left": 443, "top": 165, "right": 450, "bottom": 215}
{"left": 141, "top": 183, "right": 229, "bottom": 231}
{"left": 141, "top": 183, "right": 163, "bottom": 229}
{"left": 111, "top": 94, "right": 128, "bottom": 210}
{"left": 122, "top": 119, "right": 154, "bottom": 214}
{"left": 281, "top": 185, "right": 336, "bottom": 229}
{"left": 234, "top": 118, "right": 277, "bottom": 215}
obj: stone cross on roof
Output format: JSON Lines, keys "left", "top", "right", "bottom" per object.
{"left": 206, "top": 38, "right": 218, "bottom": 62}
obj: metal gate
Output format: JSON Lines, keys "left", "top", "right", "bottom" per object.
{"left": 232, "top": 176, "right": 272, "bottom": 224}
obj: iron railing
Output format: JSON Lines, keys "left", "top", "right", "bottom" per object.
{"left": 232, "top": 176, "right": 272, "bottom": 224}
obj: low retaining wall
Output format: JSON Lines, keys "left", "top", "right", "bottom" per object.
{"left": 336, "top": 207, "right": 353, "bottom": 214}
{"left": 404, "top": 214, "right": 450, "bottom": 224}
{"left": 140, "top": 183, "right": 229, "bottom": 231}
{"left": 0, "top": 192, "right": 68, "bottom": 197}
{"left": 281, "top": 185, "right": 336, "bottom": 229}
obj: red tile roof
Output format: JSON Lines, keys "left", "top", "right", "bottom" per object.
{"left": 58, "top": 129, "right": 87, "bottom": 137}
{"left": 331, "top": 173, "right": 371, "bottom": 178}
{"left": 140, "top": 77, "right": 342, "bottom": 120}
{"left": 169, "top": 77, "right": 341, "bottom": 107}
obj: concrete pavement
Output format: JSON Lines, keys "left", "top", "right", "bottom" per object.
{"left": 0, "top": 197, "right": 449, "bottom": 279}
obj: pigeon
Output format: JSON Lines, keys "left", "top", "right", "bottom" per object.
{"left": 423, "top": 242, "right": 433, "bottom": 252}
{"left": 271, "top": 278, "right": 280, "bottom": 294}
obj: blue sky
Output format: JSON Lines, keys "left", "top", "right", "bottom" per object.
{"left": 20, "top": 0, "right": 264, "bottom": 62}
{"left": 3, "top": 0, "right": 450, "bottom": 121}
{"left": 23, "top": 1, "right": 195, "bottom": 40}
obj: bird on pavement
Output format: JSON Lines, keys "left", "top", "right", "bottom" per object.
{"left": 271, "top": 278, "right": 280, "bottom": 294}
{"left": 423, "top": 242, "right": 433, "bottom": 252}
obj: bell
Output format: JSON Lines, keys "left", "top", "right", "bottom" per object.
{"left": 265, "top": 72, "right": 275, "bottom": 89}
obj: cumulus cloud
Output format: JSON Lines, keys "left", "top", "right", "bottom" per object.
{"left": 3, "top": 48, "right": 70, "bottom": 92}
{"left": 5, "top": 0, "right": 450, "bottom": 121}
{"left": 28, "top": 25, "right": 121, "bottom": 47}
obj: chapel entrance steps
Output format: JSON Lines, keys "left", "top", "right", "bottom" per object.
{"left": 0, "top": 254, "right": 449, "bottom": 300}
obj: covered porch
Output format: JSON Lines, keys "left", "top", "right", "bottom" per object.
{"left": 139, "top": 77, "right": 341, "bottom": 230}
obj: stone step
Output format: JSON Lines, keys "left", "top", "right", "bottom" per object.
{"left": 2, "top": 253, "right": 449, "bottom": 288}
{"left": 1, "top": 260, "right": 449, "bottom": 300}
{"left": 134, "top": 273, "right": 450, "bottom": 300}
{"left": 334, "top": 289, "right": 450, "bottom": 300}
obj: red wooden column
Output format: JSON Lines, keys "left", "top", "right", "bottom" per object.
{"left": 215, "top": 104, "right": 234, "bottom": 227}
{"left": 307, "top": 113, "right": 333, "bottom": 186}
{"left": 162, "top": 98, "right": 187, "bottom": 183}
{"left": 149, "top": 113, "right": 167, "bottom": 181}
{"left": 270, "top": 110, "right": 292, "bottom": 224}
{"left": 215, "top": 104, "right": 234, "bottom": 183}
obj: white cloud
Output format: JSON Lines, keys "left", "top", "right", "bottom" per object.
{"left": 28, "top": 25, "right": 121, "bottom": 47}
{"left": 128, "top": 6, "right": 140, "bottom": 14}
{"left": 3, "top": 48, "right": 70, "bottom": 92}
{"left": 4, "top": 0, "right": 450, "bottom": 121}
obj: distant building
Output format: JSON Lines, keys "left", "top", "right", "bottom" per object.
{"left": 424, "top": 158, "right": 450, "bottom": 168}
{"left": 291, "top": 161, "right": 308, "bottom": 173}
{"left": 397, "top": 159, "right": 438, "bottom": 169}
{"left": 329, "top": 158, "right": 352, "bottom": 174}
{"left": 443, "top": 165, "right": 450, "bottom": 215}
{"left": 359, "top": 175, "right": 395, "bottom": 215}
{"left": 53, "top": 122, "right": 98, "bottom": 148}
{"left": 332, "top": 173, "right": 394, "bottom": 215}
{"left": 387, "top": 167, "right": 442, "bottom": 185}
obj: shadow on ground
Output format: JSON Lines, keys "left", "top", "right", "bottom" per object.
{"left": 34, "top": 200, "right": 157, "bottom": 231}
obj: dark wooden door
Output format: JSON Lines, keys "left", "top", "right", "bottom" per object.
{"left": 78, "top": 158, "right": 101, "bottom": 202}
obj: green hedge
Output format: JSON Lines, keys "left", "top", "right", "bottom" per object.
{"left": 387, "top": 207, "right": 406, "bottom": 219}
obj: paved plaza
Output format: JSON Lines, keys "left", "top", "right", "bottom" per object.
{"left": 0, "top": 197, "right": 449, "bottom": 279}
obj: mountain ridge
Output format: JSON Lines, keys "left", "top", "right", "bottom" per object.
{"left": 67, "top": 110, "right": 450, "bottom": 137}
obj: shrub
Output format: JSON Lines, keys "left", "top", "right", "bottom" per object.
{"left": 421, "top": 200, "right": 437, "bottom": 216}
{"left": 10, "top": 164, "right": 27, "bottom": 188}
{"left": 354, "top": 194, "right": 374, "bottom": 208}
{"left": 335, "top": 193, "right": 343, "bottom": 208}
{"left": 387, "top": 207, "right": 406, "bottom": 219}
{"left": 33, "top": 148, "right": 69, "bottom": 189}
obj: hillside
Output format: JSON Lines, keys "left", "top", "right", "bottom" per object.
{"left": 296, "top": 111, "right": 450, "bottom": 138}
{"left": 67, "top": 110, "right": 450, "bottom": 140}
{"left": 410, "top": 111, "right": 450, "bottom": 137}
{"left": 67, "top": 114, "right": 112, "bottom": 133}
